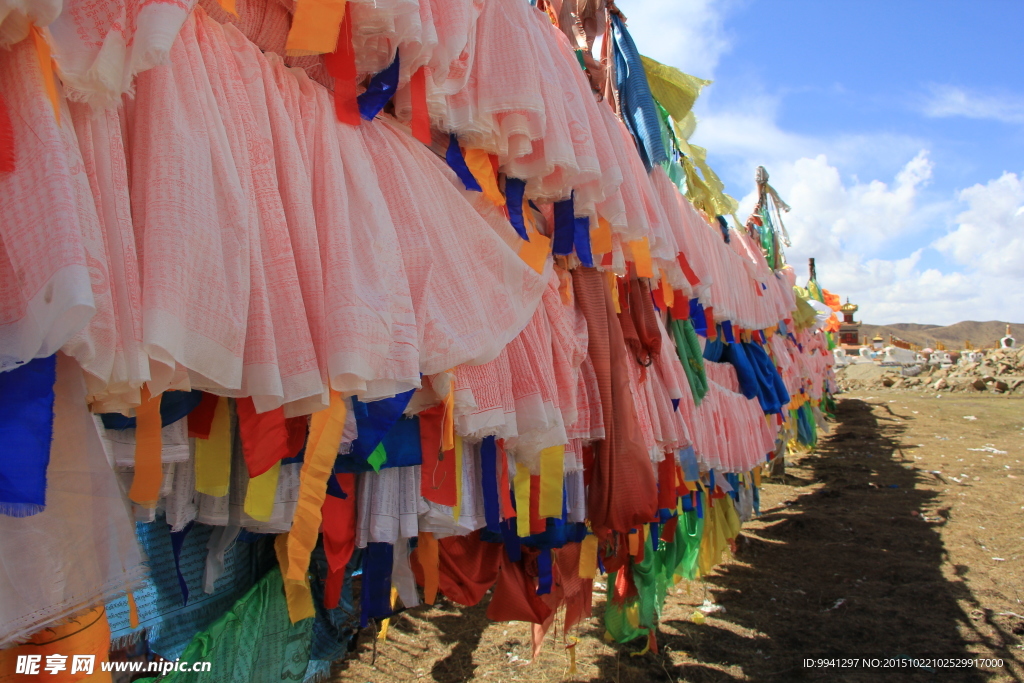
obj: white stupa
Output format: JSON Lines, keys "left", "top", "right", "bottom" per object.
{"left": 1000, "top": 324, "right": 1016, "bottom": 349}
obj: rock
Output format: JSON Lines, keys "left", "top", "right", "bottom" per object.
{"left": 993, "top": 380, "right": 1009, "bottom": 393}
{"left": 933, "top": 367, "right": 949, "bottom": 379}
{"left": 891, "top": 378, "right": 905, "bottom": 389}
{"left": 933, "top": 378, "right": 948, "bottom": 391}
{"left": 972, "top": 378, "right": 988, "bottom": 391}
{"left": 882, "top": 376, "right": 896, "bottom": 387}
{"left": 983, "top": 375, "right": 996, "bottom": 384}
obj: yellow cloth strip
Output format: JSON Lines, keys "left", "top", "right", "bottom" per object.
{"left": 442, "top": 377, "right": 455, "bottom": 452}
{"left": 514, "top": 462, "right": 531, "bottom": 537}
{"left": 628, "top": 238, "right": 655, "bottom": 279}
{"left": 194, "top": 397, "right": 232, "bottom": 497}
{"left": 638, "top": 54, "right": 710, "bottom": 123}
{"left": 129, "top": 386, "right": 163, "bottom": 509}
{"left": 538, "top": 445, "right": 564, "bottom": 519}
{"left": 243, "top": 460, "right": 281, "bottom": 522}
{"left": 452, "top": 434, "right": 464, "bottom": 521}
{"left": 752, "top": 466, "right": 762, "bottom": 488}
{"left": 285, "top": 0, "right": 347, "bottom": 55}
{"left": 463, "top": 147, "right": 505, "bottom": 207}
{"left": 377, "top": 587, "right": 400, "bottom": 640}
{"left": 286, "top": 391, "right": 347, "bottom": 586}
{"left": 578, "top": 534, "right": 598, "bottom": 579}
{"left": 275, "top": 534, "right": 314, "bottom": 622}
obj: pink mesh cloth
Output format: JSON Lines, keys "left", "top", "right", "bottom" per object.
{"left": 48, "top": 0, "right": 198, "bottom": 107}
{"left": 127, "top": 12, "right": 250, "bottom": 394}
{"left": 204, "top": 14, "right": 322, "bottom": 410}
{"left": 295, "top": 75, "right": 420, "bottom": 401}
{"left": 67, "top": 102, "right": 149, "bottom": 411}
{"left": 503, "top": 306, "right": 566, "bottom": 474}
{"left": 454, "top": 347, "right": 517, "bottom": 441}
{"left": 359, "top": 118, "right": 547, "bottom": 377}
{"left": 0, "top": 37, "right": 97, "bottom": 373}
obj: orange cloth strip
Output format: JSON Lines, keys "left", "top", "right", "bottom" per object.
{"left": 463, "top": 147, "right": 505, "bottom": 207}
{"left": 29, "top": 26, "right": 59, "bottom": 124}
{"left": 275, "top": 533, "right": 315, "bottom": 622}
{"left": 628, "top": 238, "right": 654, "bottom": 279}
{"left": 128, "top": 386, "right": 162, "bottom": 509}
{"left": 285, "top": 391, "right": 347, "bottom": 589}
{"left": 286, "top": 0, "right": 348, "bottom": 55}
{"left": 591, "top": 217, "right": 613, "bottom": 255}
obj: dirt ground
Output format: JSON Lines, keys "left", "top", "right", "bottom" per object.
{"left": 334, "top": 392, "right": 1024, "bottom": 682}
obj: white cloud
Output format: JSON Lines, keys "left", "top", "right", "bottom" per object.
{"left": 619, "top": 0, "right": 736, "bottom": 78}
{"left": 619, "top": 3, "right": 1023, "bottom": 325}
{"left": 734, "top": 152, "right": 1024, "bottom": 325}
{"left": 934, "top": 172, "right": 1024, "bottom": 278}
{"left": 922, "top": 84, "right": 1024, "bottom": 124}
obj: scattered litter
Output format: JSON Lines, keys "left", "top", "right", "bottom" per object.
{"left": 969, "top": 447, "right": 1007, "bottom": 454}
{"left": 993, "top": 557, "right": 1005, "bottom": 561}
{"left": 690, "top": 611, "right": 706, "bottom": 624}
{"left": 699, "top": 599, "right": 725, "bottom": 615}
{"left": 963, "top": 416, "right": 977, "bottom": 421}
{"left": 824, "top": 599, "right": 847, "bottom": 611}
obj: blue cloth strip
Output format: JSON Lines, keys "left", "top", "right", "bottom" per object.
{"left": 446, "top": 134, "right": 482, "bottom": 191}
{"left": 505, "top": 178, "right": 529, "bottom": 240}
{"left": 360, "top": 543, "right": 394, "bottom": 627}
{"left": 358, "top": 51, "right": 400, "bottom": 120}
{"left": 721, "top": 320, "right": 735, "bottom": 344}
{"left": 650, "top": 523, "right": 660, "bottom": 551}
{"left": 348, "top": 390, "right": 415, "bottom": 461}
{"left": 610, "top": 14, "right": 666, "bottom": 172}
{"left": 500, "top": 519, "right": 522, "bottom": 562}
{"left": 480, "top": 437, "right": 501, "bottom": 533}
{"left": 100, "top": 390, "right": 203, "bottom": 430}
{"left": 536, "top": 548, "right": 553, "bottom": 595}
{"left": 689, "top": 299, "right": 706, "bottom": 336}
{"left": 573, "top": 215, "right": 594, "bottom": 267}
{"left": 552, "top": 197, "right": 576, "bottom": 256}
{"left": 169, "top": 522, "right": 194, "bottom": 606}
{"left": 0, "top": 354, "right": 56, "bottom": 516}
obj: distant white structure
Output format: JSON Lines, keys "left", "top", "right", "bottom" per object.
{"left": 884, "top": 346, "right": 917, "bottom": 365}
{"left": 1000, "top": 324, "right": 1016, "bottom": 349}
{"left": 960, "top": 351, "right": 984, "bottom": 365}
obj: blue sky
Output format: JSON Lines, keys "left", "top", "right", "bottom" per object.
{"left": 623, "top": 0, "right": 1024, "bottom": 325}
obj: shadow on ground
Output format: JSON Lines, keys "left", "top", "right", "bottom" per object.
{"left": 589, "top": 398, "right": 1017, "bottom": 682}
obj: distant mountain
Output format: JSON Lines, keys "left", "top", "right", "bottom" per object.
{"left": 855, "top": 321, "right": 1023, "bottom": 349}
